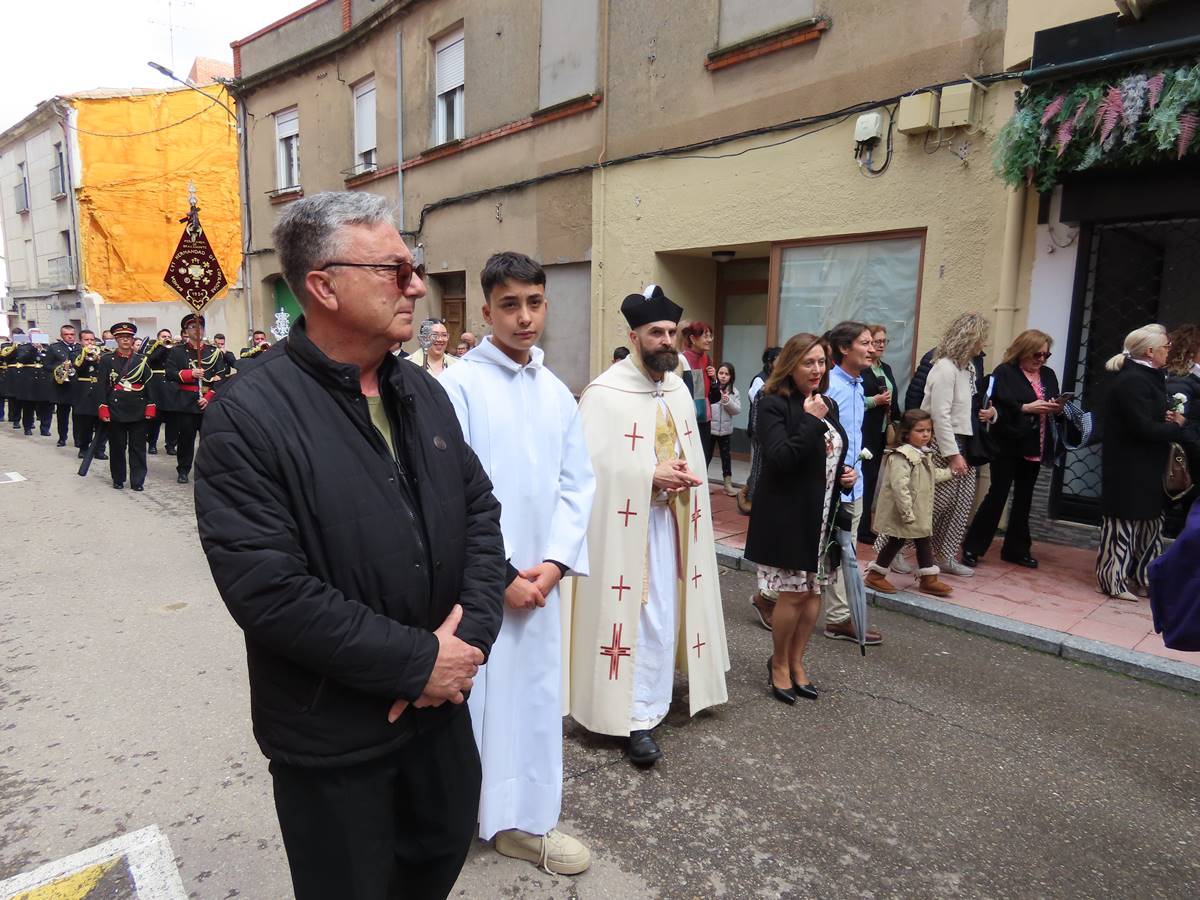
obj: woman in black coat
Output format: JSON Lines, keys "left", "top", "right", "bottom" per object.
{"left": 963, "top": 329, "right": 1063, "bottom": 568}
{"left": 858, "top": 324, "right": 903, "bottom": 543}
{"left": 745, "top": 332, "right": 853, "bottom": 704}
{"left": 1096, "top": 324, "right": 1186, "bottom": 601}
{"left": 1165, "top": 324, "right": 1200, "bottom": 519}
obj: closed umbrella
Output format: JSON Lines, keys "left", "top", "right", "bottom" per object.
{"left": 834, "top": 527, "right": 870, "bottom": 656}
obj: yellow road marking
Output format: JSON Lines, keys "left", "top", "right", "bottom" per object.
{"left": 8, "top": 858, "right": 118, "bottom": 900}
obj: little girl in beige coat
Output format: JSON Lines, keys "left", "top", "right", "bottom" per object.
{"left": 865, "top": 410, "right": 954, "bottom": 597}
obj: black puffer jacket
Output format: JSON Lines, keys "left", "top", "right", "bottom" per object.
{"left": 194, "top": 317, "right": 505, "bottom": 767}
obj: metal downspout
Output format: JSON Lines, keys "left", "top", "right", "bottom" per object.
{"left": 235, "top": 93, "right": 254, "bottom": 338}
{"left": 994, "top": 185, "right": 1027, "bottom": 355}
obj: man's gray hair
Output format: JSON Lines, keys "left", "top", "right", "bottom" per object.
{"left": 272, "top": 192, "right": 397, "bottom": 304}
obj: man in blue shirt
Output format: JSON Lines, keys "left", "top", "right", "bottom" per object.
{"left": 822, "top": 321, "right": 883, "bottom": 645}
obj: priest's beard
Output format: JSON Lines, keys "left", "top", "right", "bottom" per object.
{"left": 640, "top": 347, "right": 679, "bottom": 374}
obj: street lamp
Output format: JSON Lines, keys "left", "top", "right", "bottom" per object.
{"left": 147, "top": 61, "right": 236, "bottom": 120}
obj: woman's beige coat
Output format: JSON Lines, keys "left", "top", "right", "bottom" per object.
{"left": 872, "top": 443, "right": 953, "bottom": 539}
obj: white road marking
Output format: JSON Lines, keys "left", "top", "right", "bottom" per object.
{"left": 0, "top": 471, "right": 26, "bottom": 484}
{"left": 0, "top": 825, "right": 187, "bottom": 899}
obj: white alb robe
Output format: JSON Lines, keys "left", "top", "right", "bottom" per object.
{"left": 441, "top": 338, "right": 595, "bottom": 841}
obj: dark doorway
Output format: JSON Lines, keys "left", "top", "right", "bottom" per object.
{"left": 1053, "top": 217, "right": 1200, "bottom": 528}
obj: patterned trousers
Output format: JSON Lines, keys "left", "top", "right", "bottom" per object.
{"left": 874, "top": 445, "right": 977, "bottom": 564}
{"left": 1095, "top": 516, "right": 1164, "bottom": 596}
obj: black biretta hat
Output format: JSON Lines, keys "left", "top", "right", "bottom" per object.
{"left": 620, "top": 284, "right": 683, "bottom": 329}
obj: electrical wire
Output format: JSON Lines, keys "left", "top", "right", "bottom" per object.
{"left": 405, "top": 70, "right": 1023, "bottom": 237}
{"left": 66, "top": 104, "right": 232, "bottom": 138}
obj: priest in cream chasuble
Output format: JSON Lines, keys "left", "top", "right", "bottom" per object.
{"left": 566, "top": 285, "right": 729, "bottom": 764}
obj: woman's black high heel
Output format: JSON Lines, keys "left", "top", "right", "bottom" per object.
{"left": 792, "top": 680, "right": 818, "bottom": 701}
{"left": 768, "top": 658, "right": 797, "bottom": 705}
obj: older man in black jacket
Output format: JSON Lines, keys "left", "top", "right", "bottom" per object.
{"left": 194, "top": 192, "right": 505, "bottom": 900}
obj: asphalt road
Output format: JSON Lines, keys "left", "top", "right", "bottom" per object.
{"left": 1, "top": 428, "right": 1198, "bottom": 899}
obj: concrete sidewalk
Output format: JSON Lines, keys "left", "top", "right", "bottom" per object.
{"left": 707, "top": 484, "right": 1200, "bottom": 693}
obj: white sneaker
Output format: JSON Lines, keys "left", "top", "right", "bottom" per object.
{"left": 889, "top": 553, "right": 913, "bottom": 575}
{"left": 495, "top": 828, "right": 591, "bottom": 875}
{"left": 938, "top": 557, "right": 975, "bottom": 577}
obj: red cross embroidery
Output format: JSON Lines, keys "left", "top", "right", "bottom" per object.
{"left": 692, "top": 633, "right": 706, "bottom": 658}
{"left": 600, "top": 623, "right": 631, "bottom": 681}
{"left": 691, "top": 566, "right": 702, "bottom": 589}
{"left": 611, "top": 575, "right": 631, "bottom": 602}
{"left": 683, "top": 422, "right": 694, "bottom": 440}
{"left": 624, "top": 423, "right": 644, "bottom": 452}
{"left": 617, "top": 498, "right": 638, "bottom": 527}
{"left": 691, "top": 502, "right": 702, "bottom": 542}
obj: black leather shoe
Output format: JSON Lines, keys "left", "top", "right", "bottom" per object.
{"left": 147, "top": 446, "right": 158, "bottom": 455}
{"left": 792, "top": 682, "right": 819, "bottom": 701}
{"left": 56, "top": 439, "right": 66, "bottom": 447}
{"left": 131, "top": 484, "right": 144, "bottom": 492}
{"left": 76, "top": 448, "right": 87, "bottom": 459}
{"left": 768, "top": 658, "right": 797, "bottom": 705}
{"left": 40, "top": 429, "right": 51, "bottom": 436}
{"left": 94, "top": 452, "right": 107, "bottom": 460}
{"left": 177, "top": 473, "right": 189, "bottom": 484}
{"left": 165, "top": 446, "right": 177, "bottom": 456}
{"left": 23, "top": 429, "right": 33, "bottom": 435}
{"left": 1002, "top": 554, "right": 1038, "bottom": 568}
{"left": 961, "top": 550, "right": 979, "bottom": 567}
{"left": 112, "top": 481, "right": 124, "bottom": 490}
{"left": 627, "top": 730, "right": 662, "bottom": 767}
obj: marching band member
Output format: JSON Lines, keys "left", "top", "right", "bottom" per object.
{"left": 145, "top": 328, "right": 179, "bottom": 456}
{"left": 46, "top": 324, "right": 81, "bottom": 447}
{"left": 165, "top": 313, "right": 230, "bottom": 484}
{"left": 71, "top": 329, "right": 108, "bottom": 461}
{"left": 98, "top": 322, "right": 156, "bottom": 491}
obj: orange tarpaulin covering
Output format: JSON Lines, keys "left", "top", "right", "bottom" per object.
{"left": 72, "top": 86, "right": 242, "bottom": 303}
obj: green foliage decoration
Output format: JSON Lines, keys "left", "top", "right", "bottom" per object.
{"left": 993, "top": 61, "right": 1200, "bottom": 191}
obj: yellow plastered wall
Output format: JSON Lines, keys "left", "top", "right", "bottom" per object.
{"left": 73, "top": 86, "right": 242, "bottom": 303}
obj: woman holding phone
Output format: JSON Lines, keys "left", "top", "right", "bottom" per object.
{"left": 963, "top": 329, "right": 1064, "bottom": 568}
{"left": 744, "top": 332, "right": 853, "bottom": 704}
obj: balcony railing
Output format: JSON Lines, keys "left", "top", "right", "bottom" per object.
{"left": 48, "top": 256, "right": 73, "bottom": 284}
{"left": 49, "top": 164, "right": 67, "bottom": 198}
{"left": 14, "top": 181, "right": 29, "bottom": 212}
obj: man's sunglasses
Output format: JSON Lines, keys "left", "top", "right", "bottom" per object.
{"left": 319, "top": 260, "right": 426, "bottom": 289}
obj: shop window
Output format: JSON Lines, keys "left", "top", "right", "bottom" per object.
{"left": 777, "top": 234, "right": 924, "bottom": 381}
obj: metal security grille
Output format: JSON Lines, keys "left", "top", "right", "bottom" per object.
{"left": 1052, "top": 217, "right": 1200, "bottom": 527}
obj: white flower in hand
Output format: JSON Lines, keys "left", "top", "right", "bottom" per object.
{"left": 858, "top": 448, "right": 873, "bottom": 462}
{"left": 1171, "top": 392, "right": 1187, "bottom": 414}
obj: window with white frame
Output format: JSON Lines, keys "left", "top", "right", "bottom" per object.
{"left": 353, "top": 77, "right": 377, "bottom": 172}
{"left": 434, "top": 28, "right": 465, "bottom": 145}
{"left": 275, "top": 107, "right": 301, "bottom": 191}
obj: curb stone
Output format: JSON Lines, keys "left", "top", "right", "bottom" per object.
{"left": 714, "top": 543, "right": 1200, "bottom": 695}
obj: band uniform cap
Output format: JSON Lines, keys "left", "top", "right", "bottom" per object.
{"left": 110, "top": 322, "right": 137, "bottom": 336}
{"left": 620, "top": 283, "right": 684, "bottom": 329}
{"left": 180, "top": 313, "right": 206, "bottom": 330}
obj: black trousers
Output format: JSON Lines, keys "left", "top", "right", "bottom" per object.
{"left": 715, "top": 433, "right": 733, "bottom": 477}
{"left": 963, "top": 454, "right": 1041, "bottom": 559}
{"left": 175, "top": 412, "right": 202, "bottom": 475}
{"left": 858, "top": 451, "right": 885, "bottom": 543}
{"left": 877, "top": 535, "right": 934, "bottom": 569}
{"left": 33, "top": 401, "right": 52, "bottom": 433}
{"left": 7, "top": 396, "right": 17, "bottom": 423}
{"left": 270, "top": 710, "right": 481, "bottom": 900}
{"left": 54, "top": 401, "right": 72, "bottom": 442}
{"left": 147, "top": 412, "right": 178, "bottom": 451}
{"left": 74, "top": 415, "right": 106, "bottom": 457}
{"left": 108, "top": 420, "right": 148, "bottom": 488}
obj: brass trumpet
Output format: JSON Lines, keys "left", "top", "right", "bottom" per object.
{"left": 53, "top": 360, "right": 76, "bottom": 385}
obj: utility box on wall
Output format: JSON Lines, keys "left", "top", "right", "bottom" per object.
{"left": 897, "top": 92, "right": 940, "bottom": 134}
{"left": 938, "top": 83, "right": 982, "bottom": 130}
